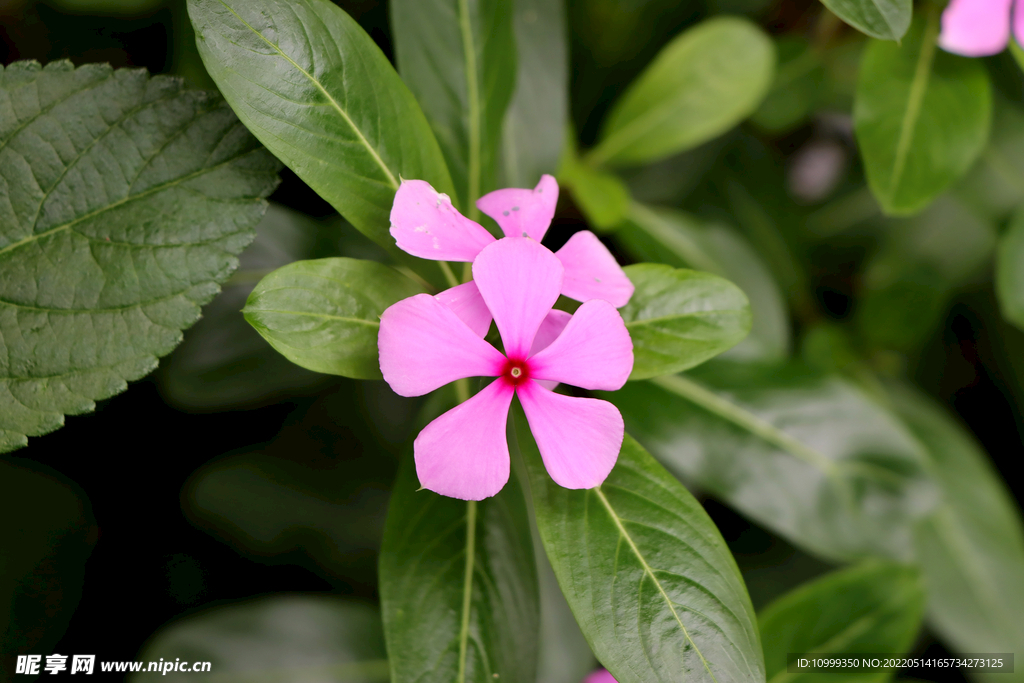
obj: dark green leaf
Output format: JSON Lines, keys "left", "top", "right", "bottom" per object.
{"left": 854, "top": 12, "right": 991, "bottom": 215}
{"left": 391, "top": 0, "right": 516, "bottom": 211}
{"left": 514, "top": 406, "right": 764, "bottom": 683}
{"left": 954, "top": 97, "right": 1024, "bottom": 221}
{"left": 888, "top": 385, "right": 1024, "bottom": 679}
{"left": 499, "top": 0, "right": 567, "bottom": 189}
{"left": 759, "top": 561, "right": 925, "bottom": 683}
{"left": 606, "top": 361, "right": 938, "bottom": 562}
{"left": 620, "top": 264, "right": 751, "bottom": 379}
{"left": 557, "top": 144, "right": 631, "bottom": 231}
{"left": 751, "top": 37, "right": 825, "bottom": 134}
{"left": 1, "top": 461, "right": 95, "bottom": 659}
{"left": 820, "top": 0, "right": 910, "bottom": 41}
{"left": 588, "top": 17, "right": 774, "bottom": 167}
{"left": 243, "top": 258, "right": 426, "bottom": 380}
{"left": 618, "top": 204, "right": 789, "bottom": 361}
{"left": 380, "top": 449, "right": 539, "bottom": 683}
{"left": 132, "top": 595, "right": 388, "bottom": 682}
{"left": 0, "top": 61, "right": 279, "bottom": 453}
{"left": 997, "top": 205, "right": 1024, "bottom": 332}
{"left": 187, "top": 0, "right": 455, "bottom": 285}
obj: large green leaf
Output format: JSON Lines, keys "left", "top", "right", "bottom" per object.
{"left": 751, "top": 37, "right": 826, "bottom": 134}
{"left": 854, "top": 12, "right": 991, "bottom": 216}
{"left": 379, "top": 446, "right": 539, "bottom": 683}
{"left": 617, "top": 204, "right": 789, "bottom": 362}
{"left": 759, "top": 562, "right": 925, "bottom": 683}
{"left": 0, "top": 61, "right": 279, "bottom": 453}
{"left": 997, "top": 205, "right": 1024, "bottom": 332}
{"left": 606, "top": 361, "right": 938, "bottom": 562}
{"left": 391, "top": 0, "right": 515, "bottom": 212}
{"left": 243, "top": 258, "right": 426, "bottom": 380}
{"left": 888, "top": 385, "right": 1024, "bottom": 682}
{"left": 187, "top": 0, "right": 455, "bottom": 285}
{"left": 620, "top": 263, "right": 752, "bottom": 380}
{"left": 514, "top": 407, "right": 764, "bottom": 683}
{"left": 820, "top": 0, "right": 910, "bottom": 41}
{"left": 588, "top": 17, "right": 774, "bottom": 167}
{"left": 499, "top": 0, "right": 567, "bottom": 189}
{"left": 131, "top": 595, "right": 388, "bottom": 682}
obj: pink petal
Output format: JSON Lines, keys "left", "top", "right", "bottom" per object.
{"left": 528, "top": 300, "right": 633, "bottom": 390}
{"left": 415, "top": 379, "right": 515, "bottom": 500}
{"left": 517, "top": 381, "right": 623, "bottom": 490}
{"left": 584, "top": 671, "right": 619, "bottom": 683}
{"left": 529, "top": 309, "right": 572, "bottom": 391}
{"left": 1016, "top": 0, "right": 1024, "bottom": 47}
{"left": 378, "top": 293, "right": 505, "bottom": 397}
{"left": 476, "top": 174, "right": 559, "bottom": 241}
{"left": 473, "top": 237, "right": 564, "bottom": 359}
{"left": 938, "top": 0, "right": 1012, "bottom": 56}
{"left": 435, "top": 281, "right": 492, "bottom": 337}
{"left": 390, "top": 179, "right": 495, "bottom": 261}
{"left": 555, "top": 231, "right": 635, "bottom": 308}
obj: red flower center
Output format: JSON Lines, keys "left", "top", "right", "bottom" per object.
{"left": 503, "top": 358, "right": 530, "bottom": 386}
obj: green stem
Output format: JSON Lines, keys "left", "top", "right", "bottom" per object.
{"left": 627, "top": 202, "right": 720, "bottom": 273}
{"left": 457, "top": 0, "right": 481, "bottom": 220}
{"left": 456, "top": 499, "right": 478, "bottom": 683}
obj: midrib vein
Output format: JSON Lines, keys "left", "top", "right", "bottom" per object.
{"left": 216, "top": 0, "right": 399, "bottom": 190}
{"left": 457, "top": 0, "right": 482, "bottom": 218}
{"left": 456, "top": 499, "right": 478, "bottom": 683}
{"left": 593, "top": 487, "right": 719, "bottom": 683}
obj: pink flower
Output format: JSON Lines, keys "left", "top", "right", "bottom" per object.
{"left": 583, "top": 670, "right": 617, "bottom": 683}
{"left": 378, "top": 237, "right": 634, "bottom": 500}
{"left": 389, "top": 175, "right": 634, "bottom": 338}
{"left": 939, "top": 0, "right": 1023, "bottom": 57}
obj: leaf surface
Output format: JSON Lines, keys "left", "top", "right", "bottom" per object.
{"left": 997, "top": 205, "right": 1024, "bottom": 332}
{"left": 0, "top": 61, "right": 279, "bottom": 452}
{"left": 820, "top": 0, "right": 911, "bottom": 41}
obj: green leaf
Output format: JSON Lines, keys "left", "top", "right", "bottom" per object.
{"left": 588, "top": 17, "right": 775, "bottom": 167}
{"left": 187, "top": 0, "right": 455, "bottom": 285}
{"left": 242, "top": 258, "right": 426, "bottom": 380}
{"left": 606, "top": 361, "right": 938, "bottom": 562}
{"left": 391, "top": 0, "right": 516, "bottom": 211}
{"left": 954, "top": 97, "right": 1024, "bottom": 221}
{"left": 557, "top": 143, "right": 631, "bottom": 231}
{"left": 499, "top": 0, "right": 567, "bottom": 189}
{"left": 379, "top": 449, "right": 539, "bottom": 683}
{"left": 617, "top": 204, "right": 790, "bottom": 361}
{"left": 759, "top": 561, "right": 925, "bottom": 683}
{"left": 820, "top": 0, "right": 910, "bottom": 41}
{"left": 620, "top": 264, "right": 751, "bottom": 379}
{"left": 750, "top": 37, "right": 825, "bottom": 134}
{"left": 997, "top": 204, "right": 1024, "bottom": 332}
{"left": 0, "top": 61, "right": 280, "bottom": 453}
{"left": 887, "top": 385, "right": 1024, "bottom": 681}
{"left": 854, "top": 11, "right": 991, "bottom": 216}
{"left": 513, "top": 406, "right": 764, "bottom": 683}
{"left": 1, "top": 461, "right": 95, "bottom": 659}
{"left": 131, "top": 595, "right": 388, "bottom": 682}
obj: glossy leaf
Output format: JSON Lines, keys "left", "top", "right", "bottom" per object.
{"left": 514, "top": 405, "right": 764, "bottom": 683}
{"left": 759, "top": 561, "right": 925, "bottom": 683}
{"left": 0, "top": 61, "right": 279, "bottom": 453}
{"left": 187, "top": 0, "right": 455, "bottom": 285}
{"left": 889, "top": 385, "right": 1024, "bottom": 679}
{"left": 617, "top": 204, "right": 789, "bottom": 361}
{"left": 131, "top": 595, "right": 388, "bottom": 682}
{"left": 391, "top": 0, "right": 516, "bottom": 211}
{"left": 606, "top": 361, "right": 938, "bottom": 562}
{"left": 997, "top": 205, "right": 1024, "bottom": 332}
{"left": 380, "top": 447, "right": 539, "bottom": 683}
{"left": 588, "top": 17, "right": 774, "bottom": 167}
{"left": 243, "top": 258, "right": 426, "bottom": 380}
{"left": 854, "top": 13, "right": 991, "bottom": 215}
{"left": 820, "top": 0, "right": 910, "bottom": 41}
{"left": 499, "top": 0, "right": 567, "bottom": 188}
{"left": 621, "top": 264, "right": 751, "bottom": 379}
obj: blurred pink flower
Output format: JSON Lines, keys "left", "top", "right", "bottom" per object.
{"left": 938, "top": 0, "right": 1022, "bottom": 57}
{"left": 378, "top": 237, "right": 633, "bottom": 501}
{"left": 389, "top": 175, "right": 634, "bottom": 337}
{"left": 583, "top": 669, "right": 618, "bottom": 683}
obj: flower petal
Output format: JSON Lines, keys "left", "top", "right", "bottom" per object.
{"left": 390, "top": 179, "right": 495, "bottom": 261}
{"left": 435, "top": 280, "right": 492, "bottom": 337}
{"left": 473, "top": 237, "right": 564, "bottom": 359}
{"left": 517, "top": 381, "right": 623, "bottom": 489}
{"left": 584, "top": 671, "right": 619, "bottom": 683}
{"left": 1016, "top": 0, "right": 1024, "bottom": 47}
{"left": 379, "top": 293, "right": 505, "bottom": 396}
{"left": 555, "top": 231, "right": 635, "bottom": 307}
{"left": 476, "top": 174, "right": 559, "bottom": 241}
{"left": 528, "top": 299, "right": 633, "bottom": 390}
{"left": 938, "top": 0, "right": 1012, "bottom": 57}
{"left": 415, "top": 379, "right": 515, "bottom": 500}
{"left": 529, "top": 309, "right": 572, "bottom": 391}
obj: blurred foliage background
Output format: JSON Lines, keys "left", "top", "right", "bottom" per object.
{"left": 1, "top": 0, "right": 1021, "bottom": 680}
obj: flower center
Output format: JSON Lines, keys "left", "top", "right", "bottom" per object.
{"left": 503, "top": 359, "right": 530, "bottom": 386}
